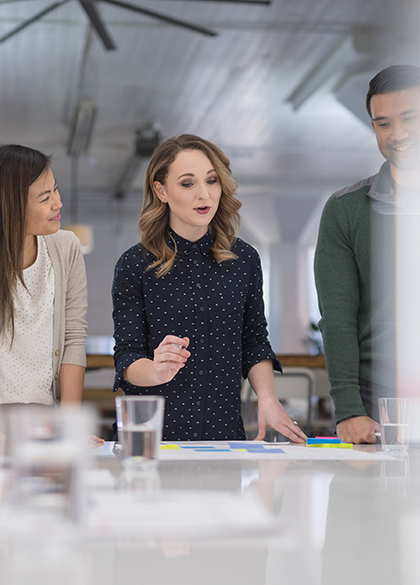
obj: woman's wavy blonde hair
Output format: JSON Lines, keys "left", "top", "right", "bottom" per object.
{"left": 140, "top": 134, "right": 241, "bottom": 277}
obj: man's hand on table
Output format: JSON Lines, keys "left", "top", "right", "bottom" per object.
{"left": 337, "top": 416, "right": 381, "bottom": 444}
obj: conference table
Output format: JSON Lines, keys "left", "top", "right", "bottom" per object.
{"left": 1, "top": 440, "right": 419, "bottom": 585}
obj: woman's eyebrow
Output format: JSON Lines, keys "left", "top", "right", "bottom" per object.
{"left": 177, "top": 173, "right": 194, "bottom": 180}
{"left": 177, "top": 169, "right": 216, "bottom": 180}
{"left": 36, "top": 182, "right": 57, "bottom": 198}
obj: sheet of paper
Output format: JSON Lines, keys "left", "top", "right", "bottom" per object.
{"left": 158, "top": 441, "right": 395, "bottom": 461}
{"left": 92, "top": 441, "right": 396, "bottom": 462}
{"left": 90, "top": 441, "right": 117, "bottom": 458}
{"left": 158, "top": 441, "right": 287, "bottom": 460}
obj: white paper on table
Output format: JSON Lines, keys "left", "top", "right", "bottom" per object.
{"left": 91, "top": 441, "right": 397, "bottom": 462}
{"left": 157, "top": 441, "right": 397, "bottom": 462}
{"left": 89, "top": 442, "right": 116, "bottom": 458}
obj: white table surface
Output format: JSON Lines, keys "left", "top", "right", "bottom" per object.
{"left": 1, "top": 441, "right": 420, "bottom": 585}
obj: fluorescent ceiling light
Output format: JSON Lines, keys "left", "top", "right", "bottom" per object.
{"left": 67, "top": 99, "right": 97, "bottom": 157}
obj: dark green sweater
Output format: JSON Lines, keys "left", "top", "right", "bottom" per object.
{"left": 314, "top": 163, "right": 397, "bottom": 422}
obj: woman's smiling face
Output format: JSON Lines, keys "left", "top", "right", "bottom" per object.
{"left": 154, "top": 149, "right": 222, "bottom": 241}
{"left": 26, "top": 167, "right": 62, "bottom": 237}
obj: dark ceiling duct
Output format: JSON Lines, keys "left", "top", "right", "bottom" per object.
{"left": 114, "top": 127, "right": 161, "bottom": 199}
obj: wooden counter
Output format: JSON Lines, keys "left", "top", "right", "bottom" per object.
{"left": 86, "top": 354, "right": 326, "bottom": 370}
{"left": 277, "top": 354, "right": 325, "bottom": 369}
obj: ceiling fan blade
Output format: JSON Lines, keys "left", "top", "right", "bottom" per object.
{"left": 0, "top": 0, "right": 71, "bottom": 44}
{"left": 0, "top": 0, "right": 44, "bottom": 4}
{"left": 78, "top": 0, "right": 117, "bottom": 49}
{"left": 99, "top": 0, "right": 218, "bottom": 37}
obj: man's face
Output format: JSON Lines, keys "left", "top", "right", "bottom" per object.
{"left": 371, "top": 87, "right": 420, "bottom": 172}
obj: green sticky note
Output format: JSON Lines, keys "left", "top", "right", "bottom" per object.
{"left": 307, "top": 443, "right": 353, "bottom": 449}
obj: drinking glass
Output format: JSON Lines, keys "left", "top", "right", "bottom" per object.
{"left": 378, "top": 397, "right": 411, "bottom": 452}
{"left": 8, "top": 404, "right": 95, "bottom": 523}
{"left": 115, "top": 396, "right": 165, "bottom": 471}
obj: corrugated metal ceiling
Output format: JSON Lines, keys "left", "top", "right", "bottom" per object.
{"left": 0, "top": 0, "right": 417, "bottom": 236}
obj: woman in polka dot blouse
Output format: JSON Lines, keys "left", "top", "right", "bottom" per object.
{"left": 112, "top": 135, "right": 306, "bottom": 443}
{"left": 0, "top": 145, "right": 88, "bottom": 406}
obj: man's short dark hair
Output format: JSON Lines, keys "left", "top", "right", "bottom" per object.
{"left": 366, "top": 64, "right": 420, "bottom": 118}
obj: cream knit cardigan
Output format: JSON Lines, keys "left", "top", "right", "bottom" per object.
{"left": 44, "top": 229, "right": 87, "bottom": 401}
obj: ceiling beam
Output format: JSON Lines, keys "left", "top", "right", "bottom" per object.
{"left": 100, "top": 0, "right": 218, "bottom": 37}
{"left": 78, "top": 0, "right": 117, "bottom": 50}
{"left": 0, "top": 0, "right": 71, "bottom": 44}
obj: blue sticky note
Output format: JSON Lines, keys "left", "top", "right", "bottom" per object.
{"left": 228, "top": 442, "right": 251, "bottom": 449}
{"left": 180, "top": 445, "right": 215, "bottom": 449}
{"left": 228, "top": 442, "right": 285, "bottom": 454}
{"left": 195, "top": 449, "right": 231, "bottom": 452}
{"left": 229, "top": 442, "right": 266, "bottom": 451}
{"left": 307, "top": 437, "right": 340, "bottom": 445}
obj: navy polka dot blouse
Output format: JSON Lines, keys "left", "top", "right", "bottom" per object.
{"left": 112, "top": 230, "right": 281, "bottom": 441}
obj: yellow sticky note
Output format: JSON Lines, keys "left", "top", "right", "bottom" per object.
{"left": 307, "top": 443, "right": 353, "bottom": 450}
{"left": 160, "top": 444, "right": 180, "bottom": 450}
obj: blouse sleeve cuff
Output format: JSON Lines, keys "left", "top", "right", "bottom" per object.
{"left": 242, "top": 345, "right": 282, "bottom": 379}
{"left": 113, "top": 352, "right": 148, "bottom": 392}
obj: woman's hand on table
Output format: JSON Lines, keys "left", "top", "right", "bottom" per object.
{"left": 153, "top": 335, "right": 190, "bottom": 384}
{"left": 88, "top": 435, "right": 105, "bottom": 448}
{"left": 254, "top": 395, "right": 307, "bottom": 443}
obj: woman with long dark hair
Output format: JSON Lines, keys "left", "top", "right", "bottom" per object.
{"left": 0, "top": 144, "right": 88, "bottom": 405}
{"left": 112, "top": 134, "right": 306, "bottom": 443}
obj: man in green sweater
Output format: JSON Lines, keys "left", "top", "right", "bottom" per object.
{"left": 315, "top": 64, "right": 420, "bottom": 443}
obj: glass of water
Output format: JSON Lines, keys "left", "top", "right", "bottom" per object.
{"left": 378, "top": 398, "right": 411, "bottom": 452}
{"left": 8, "top": 404, "right": 95, "bottom": 524}
{"left": 115, "top": 396, "right": 165, "bottom": 471}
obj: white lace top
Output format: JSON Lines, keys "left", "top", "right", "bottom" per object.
{"left": 0, "top": 236, "right": 55, "bottom": 404}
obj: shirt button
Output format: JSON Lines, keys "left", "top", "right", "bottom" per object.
{"left": 196, "top": 401, "right": 201, "bottom": 406}
{"left": 200, "top": 338, "right": 205, "bottom": 344}
{"left": 192, "top": 244, "right": 197, "bottom": 249}
{"left": 193, "top": 432, "right": 198, "bottom": 438}
{"left": 199, "top": 370, "right": 204, "bottom": 375}
{"left": 193, "top": 260, "right": 199, "bottom": 266}
{"left": 55, "top": 350, "right": 60, "bottom": 356}
{"left": 196, "top": 283, "right": 201, "bottom": 289}
{"left": 54, "top": 374, "right": 58, "bottom": 380}
{"left": 200, "top": 306, "right": 205, "bottom": 312}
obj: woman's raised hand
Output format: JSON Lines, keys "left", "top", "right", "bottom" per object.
{"left": 153, "top": 336, "right": 190, "bottom": 384}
